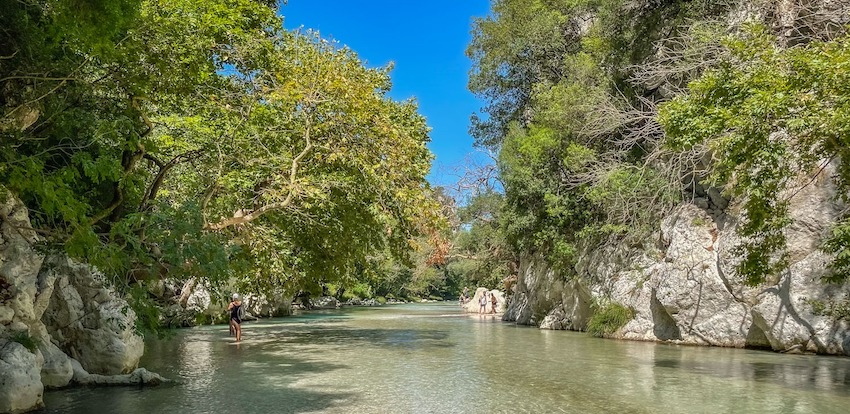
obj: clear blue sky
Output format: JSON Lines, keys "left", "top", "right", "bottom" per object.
{"left": 279, "top": 0, "right": 492, "bottom": 188}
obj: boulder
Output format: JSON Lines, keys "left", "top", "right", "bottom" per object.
{"left": 243, "top": 292, "right": 292, "bottom": 317}
{"left": 38, "top": 341, "right": 73, "bottom": 389}
{"left": 0, "top": 340, "right": 43, "bottom": 413}
{"left": 312, "top": 296, "right": 339, "bottom": 310}
{"left": 40, "top": 256, "right": 144, "bottom": 375}
{"left": 462, "top": 288, "right": 506, "bottom": 314}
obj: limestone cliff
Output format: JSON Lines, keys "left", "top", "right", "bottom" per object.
{"left": 505, "top": 166, "right": 850, "bottom": 355}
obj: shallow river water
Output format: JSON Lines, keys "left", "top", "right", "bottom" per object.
{"left": 41, "top": 303, "right": 850, "bottom": 413}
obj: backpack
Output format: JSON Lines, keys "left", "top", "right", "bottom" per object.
{"left": 238, "top": 303, "right": 246, "bottom": 320}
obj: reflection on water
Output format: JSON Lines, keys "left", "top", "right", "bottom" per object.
{"left": 41, "top": 304, "right": 850, "bottom": 413}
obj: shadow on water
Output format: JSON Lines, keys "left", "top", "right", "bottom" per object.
{"left": 41, "top": 304, "right": 850, "bottom": 413}
{"left": 41, "top": 309, "right": 455, "bottom": 414}
{"left": 40, "top": 351, "right": 354, "bottom": 414}
{"left": 41, "top": 332, "right": 355, "bottom": 413}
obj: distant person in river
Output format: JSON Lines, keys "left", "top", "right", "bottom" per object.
{"left": 459, "top": 286, "right": 470, "bottom": 305}
{"left": 479, "top": 292, "right": 487, "bottom": 314}
{"left": 490, "top": 292, "right": 497, "bottom": 314}
{"left": 228, "top": 293, "right": 243, "bottom": 342}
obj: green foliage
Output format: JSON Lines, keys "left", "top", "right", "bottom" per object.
{"left": 823, "top": 219, "right": 850, "bottom": 283}
{"left": 125, "top": 285, "right": 170, "bottom": 338}
{"left": 466, "top": 0, "right": 850, "bottom": 304}
{"left": 335, "top": 282, "right": 373, "bottom": 301}
{"left": 194, "top": 313, "right": 215, "bottom": 326}
{"left": 807, "top": 297, "right": 850, "bottom": 321}
{"left": 9, "top": 331, "right": 40, "bottom": 353}
{"left": 584, "top": 165, "right": 680, "bottom": 241}
{"left": 660, "top": 25, "right": 850, "bottom": 284}
{"left": 447, "top": 189, "right": 514, "bottom": 288}
{"left": 468, "top": 0, "right": 732, "bottom": 149}
{"left": 1, "top": 0, "right": 442, "bottom": 326}
{"left": 587, "top": 302, "right": 635, "bottom": 337}
{"left": 467, "top": 0, "right": 572, "bottom": 148}
{"left": 465, "top": 0, "right": 715, "bottom": 281}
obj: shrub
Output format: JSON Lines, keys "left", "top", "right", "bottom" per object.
{"left": 587, "top": 302, "right": 635, "bottom": 337}
{"left": 10, "top": 331, "right": 40, "bottom": 353}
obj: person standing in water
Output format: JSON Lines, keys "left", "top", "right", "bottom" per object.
{"left": 490, "top": 291, "right": 498, "bottom": 314}
{"left": 479, "top": 292, "right": 487, "bottom": 314}
{"left": 227, "top": 293, "right": 243, "bottom": 342}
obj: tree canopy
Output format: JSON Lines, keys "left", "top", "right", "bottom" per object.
{"left": 457, "top": 0, "right": 850, "bottom": 287}
{"left": 1, "top": 0, "right": 444, "bottom": 324}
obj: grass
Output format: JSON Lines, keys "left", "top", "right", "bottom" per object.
{"left": 10, "top": 331, "right": 40, "bottom": 353}
{"left": 587, "top": 302, "right": 635, "bottom": 338}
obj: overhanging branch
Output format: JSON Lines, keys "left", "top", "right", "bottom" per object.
{"left": 204, "top": 121, "right": 314, "bottom": 230}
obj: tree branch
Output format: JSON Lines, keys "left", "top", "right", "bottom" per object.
{"left": 90, "top": 96, "right": 150, "bottom": 226}
{"left": 204, "top": 120, "right": 314, "bottom": 230}
{"left": 139, "top": 150, "right": 204, "bottom": 211}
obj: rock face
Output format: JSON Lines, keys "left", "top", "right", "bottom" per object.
{"left": 506, "top": 167, "right": 850, "bottom": 355}
{"left": 311, "top": 296, "right": 340, "bottom": 310}
{"left": 1, "top": 192, "right": 48, "bottom": 413}
{"left": 1, "top": 190, "right": 155, "bottom": 413}
{"left": 40, "top": 256, "right": 144, "bottom": 375}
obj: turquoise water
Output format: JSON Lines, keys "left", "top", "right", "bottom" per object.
{"left": 41, "top": 303, "right": 850, "bottom": 413}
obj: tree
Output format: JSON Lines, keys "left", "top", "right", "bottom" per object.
{"left": 660, "top": 24, "right": 850, "bottom": 284}
{"left": 1, "top": 0, "right": 442, "bottom": 325}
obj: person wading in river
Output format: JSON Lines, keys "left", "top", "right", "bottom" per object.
{"left": 479, "top": 292, "right": 487, "bottom": 314}
{"left": 227, "top": 293, "right": 243, "bottom": 342}
{"left": 490, "top": 291, "right": 498, "bottom": 314}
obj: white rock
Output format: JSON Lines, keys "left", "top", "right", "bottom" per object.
{"left": 69, "top": 358, "right": 169, "bottom": 387}
{"left": 41, "top": 256, "right": 144, "bottom": 375}
{"left": 38, "top": 341, "right": 73, "bottom": 389}
{"left": 0, "top": 307, "right": 13, "bottom": 325}
{"left": 0, "top": 340, "right": 44, "bottom": 413}
{"left": 312, "top": 296, "right": 339, "bottom": 309}
{"left": 462, "top": 288, "right": 506, "bottom": 315}
{"left": 507, "top": 166, "right": 850, "bottom": 355}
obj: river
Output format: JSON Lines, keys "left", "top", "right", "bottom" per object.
{"left": 41, "top": 303, "right": 850, "bottom": 413}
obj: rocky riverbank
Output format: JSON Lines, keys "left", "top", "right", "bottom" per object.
{"left": 1, "top": 194, "right": 166, "bottom": 413}
{"left": 505, "top": 165, "right": 850, "bottom": 355}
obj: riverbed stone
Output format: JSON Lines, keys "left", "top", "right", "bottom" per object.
{"left": 69, "top": 358, "right": 169, "bottom": 387}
